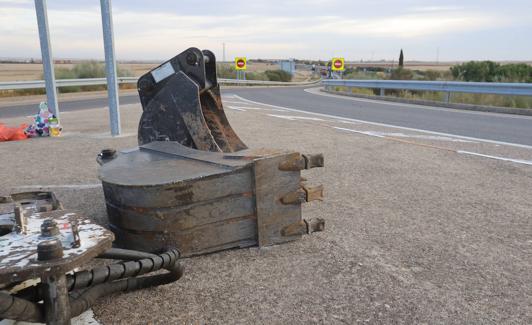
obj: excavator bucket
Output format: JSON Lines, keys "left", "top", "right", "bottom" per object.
{"left": 137, "top": 48, "right": 247, "bottom": 152}
{"left": 98, "top": 48, "right": 325, "bottom": 257}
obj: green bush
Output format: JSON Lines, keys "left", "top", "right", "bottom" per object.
{"left": 216, "top": 65, "right": 292, "bottom": 82}
{"left": 450, "top": 61, "right": 532, "bottom": 82}
{"left": 264, "top": 70, "right": 292, "bottom": 82}
{"left": 216, "top": 64, "right": 236, "bottom": 79}
{"left": 245, "top": 72, "right": 269, "bottom": 81}
{"left": 390, "top": 67, "right": 413, "bottom": 80}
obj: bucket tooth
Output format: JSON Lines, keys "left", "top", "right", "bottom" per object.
{"left": 281, "top": 218, "right": 325, "bottom": 236}
{"left": 301, "top": 184, "right": 324, "bottom": 202}
{"left": 302, "top": 153, "right": 324, "bottom": 169}
{"left": 281, "top": 184, "right": 324, "bottom": 205}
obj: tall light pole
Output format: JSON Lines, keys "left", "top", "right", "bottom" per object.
{"left": 34, "top": 0, "right": 59, "bottom": 117}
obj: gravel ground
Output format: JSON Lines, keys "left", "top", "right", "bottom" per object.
{"left": 1, "top": 93, "right": 531, "bottom": 324}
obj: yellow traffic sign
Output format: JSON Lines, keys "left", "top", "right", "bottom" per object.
{"left": 331, "top": 57, "right": 344, "bottom": 71}
{"left": 235, "top": 57, "right": 247, "bottom": 70}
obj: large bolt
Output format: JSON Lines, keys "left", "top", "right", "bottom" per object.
{"left": 40, "top": 219, "right": 59, "bottom": 237}
{"left": 186, "top": 52, "right": 198, "bottom": 66}
{"left": 38, "top": 239, "right": 63, "bottom": 261}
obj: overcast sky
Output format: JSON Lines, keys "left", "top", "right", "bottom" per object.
{"left": 1, "top": 0, "right": 531, "bottom": 61}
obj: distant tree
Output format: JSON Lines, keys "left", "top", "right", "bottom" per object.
{"left": 398, "top": 49, "right": 404, "bottom": 67}
{"left": 450, "top": 61, "right": 532, "bottom": 82}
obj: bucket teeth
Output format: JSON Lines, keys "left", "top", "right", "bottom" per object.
{"left": 281, "top": 218, "right": 325, "bottom": 236}
{"left": 279, "top": 153, "right": 324, "bottom": 171}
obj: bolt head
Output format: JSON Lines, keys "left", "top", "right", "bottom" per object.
{"left": 40, "top": 219, "right": 59, "bottom": 237}
{"left": 186, "top": 52, "right": 198, "bottom": 66}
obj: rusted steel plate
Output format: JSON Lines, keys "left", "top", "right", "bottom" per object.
{"left": 0, "top": 209, "right": 113, "bottom": 284}
{"left": 106, "top": 194, "right": 254, "bottom": 232}
{"left": 109, "top": 216, "right": 257, "bottom": 256}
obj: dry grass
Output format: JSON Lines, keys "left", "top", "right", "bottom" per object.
{"left": 0, "top": 63, "right": 157, "bottom": 81}
{"left": 1, "top": 62, "right": 289, "bottom": 81}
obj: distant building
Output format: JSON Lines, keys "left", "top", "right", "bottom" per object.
{"left": 279, "top": 59, "right": 295, "bottom": 75}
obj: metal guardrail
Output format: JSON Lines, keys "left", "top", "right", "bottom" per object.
{"left": 321, "top": 79, "right": 532, "bottom": 100}
{"left": 0, "top": 77, "right": 319, "bottom": 91}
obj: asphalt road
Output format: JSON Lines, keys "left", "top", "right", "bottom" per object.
{"left": 227, "top": 87, "right": 532, "bottom": 147}
{"left": 2, "top": 86, "right": 532, "bottom": 146}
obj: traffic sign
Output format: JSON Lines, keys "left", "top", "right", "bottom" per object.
{"left": 331, "top": 57, "right": 344, "bottom": 71}
{"left": 235, "top": 57, "right": 247, "bottom": 70}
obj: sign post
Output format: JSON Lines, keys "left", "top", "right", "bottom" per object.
{"left": 100, "top": 0, "right": 121, "bottom": 136}
{"left": 331, "top": 57, "right": 345, "bottom": 79}
{"left": 235, "top": 57, "right": 247, "bottom": 80}
{"left": 34, "top": 0, "right": 59, "bottom": 118}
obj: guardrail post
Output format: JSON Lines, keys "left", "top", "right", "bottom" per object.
{"left": 379, "top": 88, "right": 385, "bottom": 96}
{"left": 444, "top": 92, "right": 452, "bottom": 103}
{"left": 100, "top": 0, "right": 121, "bottom": 136}
{"left": 34, "top": 0, "right": 59, "bottom": 118}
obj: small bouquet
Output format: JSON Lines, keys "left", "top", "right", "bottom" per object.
{"left": 25, "top": 102, "right": 62, "bottom": 137}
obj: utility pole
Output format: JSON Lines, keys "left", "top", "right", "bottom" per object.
{"left": 222, "top": 42, "right": 226, "bottom": 62}
{"left": 34, "top": 0, "right": 59, "bottom": 117}
{"left": 100, "top": 0, "right": 121, "bottom": 136}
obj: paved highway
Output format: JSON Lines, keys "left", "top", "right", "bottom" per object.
{"left": 1, "top": 86, "right": 532, "bottom": 146}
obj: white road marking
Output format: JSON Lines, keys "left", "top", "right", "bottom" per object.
{"left": 267, "top": 114, "right": 324, "bottom": 121}
{"left": 228, "top": 105, "right": 263, "bottom": 110}
{"left": 335, "top": 126, "right": 532, "bottom": 166}
{"left": 232, "top": 94, "right": 532, "bottom": 150}
{"left": 372, "top": 132, "right": 477, "bottom": 143}
{"left": 457, "top": 151, "right": 532, "bottom": 166}
{"left": 334, "top": 127, "right": 385, "bottom": 138}
{"left": 223, "top": 100, "right": 249, "bottom": 104}
{"left": 337, "top": 120, "right": 361, "bottom": 125}
{"left": 14, "top": 184, "right": 102, "bottom": 190}
{"left": 227, "top": 106, "right": 246, "bottom": 111}
{"left": 303, "top": 87, "right": 532, "bottom": 120}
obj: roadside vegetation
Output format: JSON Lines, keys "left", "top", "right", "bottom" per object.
{"left": 0, "top": 61, "right": 134, "bottom": 97}
{"left": 217, "top": 64, "right": 292, "bottom": 82}
{"left": 340, "top": 61, "right": 532, "bottom": 109}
